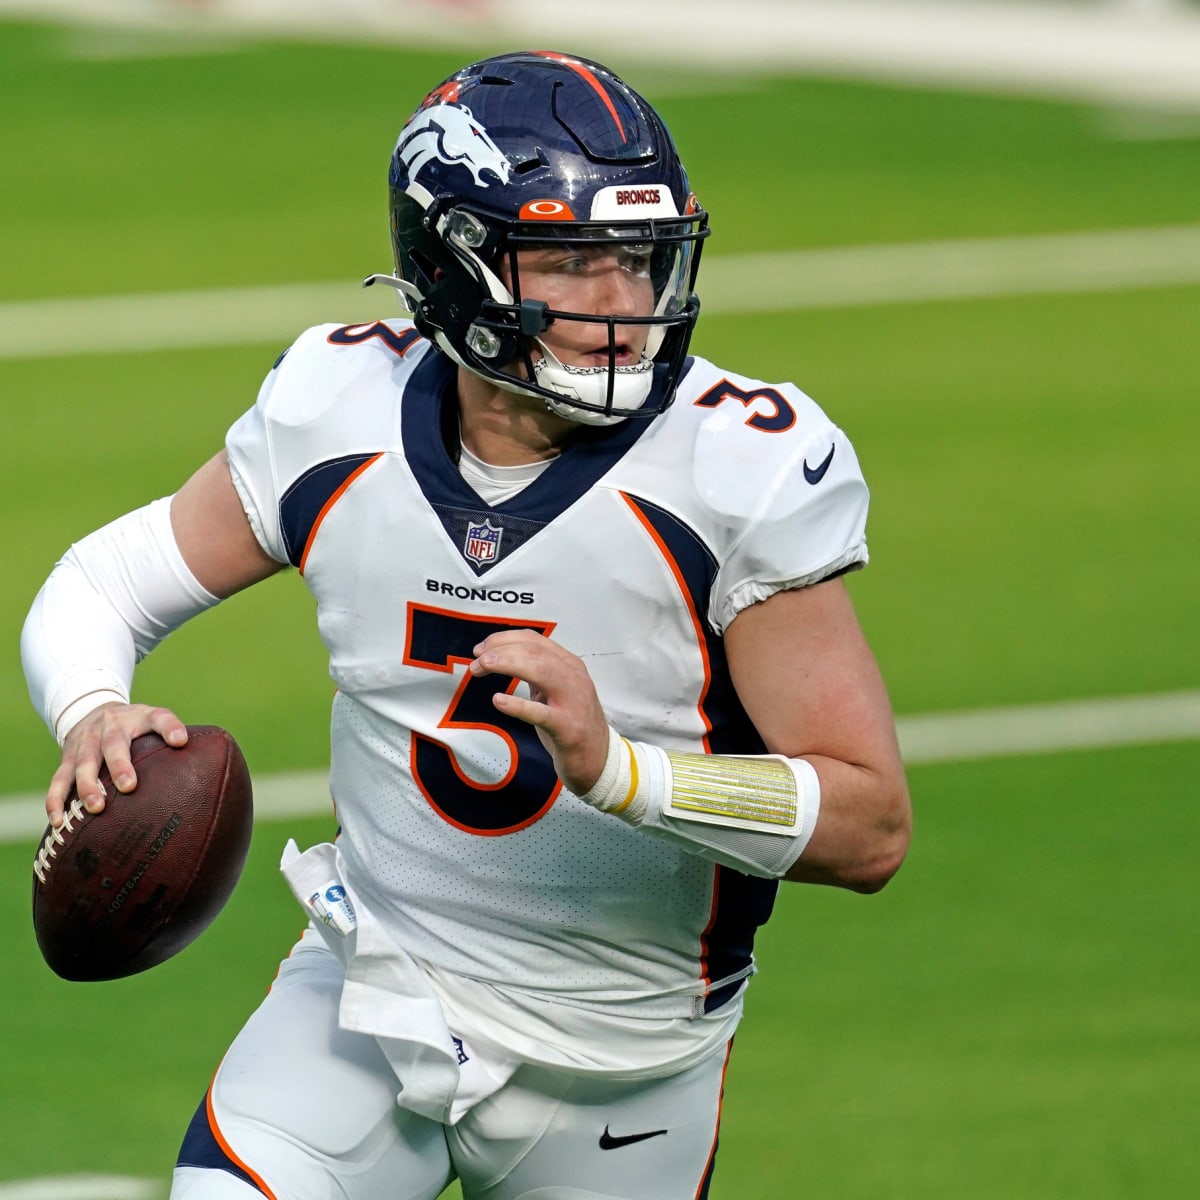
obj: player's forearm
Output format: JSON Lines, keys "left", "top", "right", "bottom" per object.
{"left": 578, "top": 729, "right": 909, "bottom": 889}
{"left": 780, "top": 754, "right": 910, "bottom": 892}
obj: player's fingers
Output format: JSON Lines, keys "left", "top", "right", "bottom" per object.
{"left": 147, "top": 706, "right": 188, "bottom": 748}
{"left": 68, "top": 734, "right": 109, "bottom": 816}
{"left": 470, "top": 644, "right": 530, "bottom": 680}
{"left": 489, "top": 660, "right": 603, "bottom": 739}
{"left": 50, "top": 702, "right": 175, "bottom": 817}
{"left": 472, "top": 629, "right": 547, "bottom": 655}
{"left": 99, "top": 723, "right": 139, "bottom": 795}
{"left": 491, "top": 688, "right": 552, "bottom": 726}
{"left": 51, "top": 700, "right": 128, "bottom": 817}
{"left": 470, "top": 638, "right": 580, "bottom": 691}
{"left": 471, "top": 636, "right": 607, "bottom": 791}
{"left": 492, "top": 687, "right": 608, "bottom": 795}
{"left": 45, "top": 758, "right": 81, "bottom": 827}
{"left": 470, "top": 632, "right": 581, "bottom": 681}
{"left": 477, "top": 641, "right": 600, "bottom": 720}
{"left": 101, "top": 705, "right": 186, "bottom": 793}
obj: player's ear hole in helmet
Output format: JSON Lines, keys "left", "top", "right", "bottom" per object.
{"left": 369, "top": 50, "right": 709, "bottom": 427}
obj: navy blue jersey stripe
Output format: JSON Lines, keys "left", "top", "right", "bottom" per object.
{"left": 279, "top": 452, "right": 382, "bottom": 568}
{"left": 621, "top": 495, "right": 780, "bottom": 1003}
{"left": 620, "top": 494, "right": 768, "bottom": 754}
{"left": 702, "top": 868, "right": 778, "bottom": 1012}
{"left": 176, "top": 1090, "right": 267, "bottom": 1194}
{"left": 702, "top": 972, "right": 747, "bottom": 1014}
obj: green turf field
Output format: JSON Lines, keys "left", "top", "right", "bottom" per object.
{"left": 2, "top": 18, "right": 1197, "bottom": 1199}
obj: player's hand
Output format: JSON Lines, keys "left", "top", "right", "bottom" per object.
{"left": 469, "top": 630, "right": 610, "bottom": 797}
{"left": 47, "top": 702, "right": 188, "bottom": 827}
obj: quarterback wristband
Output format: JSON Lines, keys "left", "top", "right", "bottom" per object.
{"left": 579, "top": 727, "right": 821, "bottom": 879}
{"left": 579, "top": 726, "right": 640, "bottom": 815}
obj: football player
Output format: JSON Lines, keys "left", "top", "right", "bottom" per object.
{"left": 23, "top": 50, "right": 911, "bottom": 1199}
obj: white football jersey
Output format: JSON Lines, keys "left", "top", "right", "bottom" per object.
{"left": 226, "top": 319, "right": 869, "bottom": 1023}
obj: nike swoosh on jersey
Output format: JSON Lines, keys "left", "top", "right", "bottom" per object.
{"left": 599, "top": 1125, "right": 669, "bottom": 1150}
{"left": 802, "top": 443, "right": 835, "bottom": 484}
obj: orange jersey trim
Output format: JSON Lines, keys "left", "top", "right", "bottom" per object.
{"left": 694, "top": 1040, "right": 734, "bottom": 1199}
{"left": 618, "top": 492, "right": 714, "bottom": 751}
{"left": 298, "top": 452, "right": 384, "bottom": 575}
{"left": 205, "top": 1073, "right": 278, "bottom": 1199}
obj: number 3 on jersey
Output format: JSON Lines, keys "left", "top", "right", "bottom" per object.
{"left": 404, "top": 604, "right": 561, "bottom": 835}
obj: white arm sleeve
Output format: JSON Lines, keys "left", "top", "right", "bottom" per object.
{"left": 21, "top": 497, "right": 220, "bottom": 744}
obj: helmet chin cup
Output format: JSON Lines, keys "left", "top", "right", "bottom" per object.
{"left": 533, "top": 354, "right": 656, "bottom": 427}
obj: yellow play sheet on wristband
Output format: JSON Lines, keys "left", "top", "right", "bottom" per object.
{"left": 663, "top": 752, "right": 800, "bottom": 834}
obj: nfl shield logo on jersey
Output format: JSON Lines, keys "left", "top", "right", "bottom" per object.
{"left": 464, "top": 519, "right": 502, "bottom": 565}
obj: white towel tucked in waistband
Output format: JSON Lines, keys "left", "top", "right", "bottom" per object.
{"left": 280, "top": 839, "right": 517, "bottom": 1124}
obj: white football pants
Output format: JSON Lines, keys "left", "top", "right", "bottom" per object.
{"left": 169, "top": 936, "right": 731, "bottom": 1200}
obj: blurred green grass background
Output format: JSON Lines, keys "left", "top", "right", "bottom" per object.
{"left": 1, "top": 17, "right": 1197, "bottom": 1199}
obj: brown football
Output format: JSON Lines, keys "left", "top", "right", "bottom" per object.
{"left": 31, "top": 725, "right": 254, "bottom": 982}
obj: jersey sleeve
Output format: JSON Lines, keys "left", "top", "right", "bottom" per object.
{"left": 225, "top": 356, "right": 291, "bottom": 564}
{"left": 225, "top": 390, "right": 286, "bottom": 563}
{"left": 224, "top": 324, "right": 351, "bottom": 565}
{"left": 709, "top": 414, "right": 870, "bottom": 633}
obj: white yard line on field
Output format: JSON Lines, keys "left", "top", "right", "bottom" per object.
{"left": 0, "top": 1177, "right": 159, "bottom": 1200}
{"left": 0, "top": 766, "right": 336, "bottom": 846}
{"left": 896, "top": 690, "right": 1200, "bottom": 765}
{"left": 2, "top": 690, "right": 1197, "bottom": 847}
{"left": 2, "top": 224, "right": 1200, "bottom": 362}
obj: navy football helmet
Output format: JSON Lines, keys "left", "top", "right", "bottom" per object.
{"left": 374, "top": 51, "right": 709, "bottom": 425}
